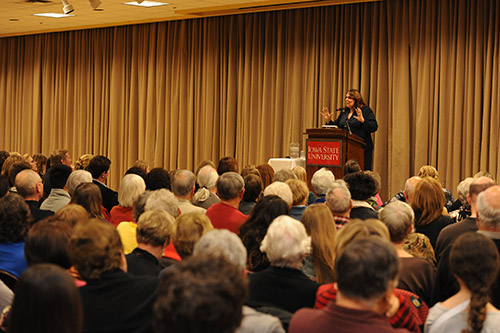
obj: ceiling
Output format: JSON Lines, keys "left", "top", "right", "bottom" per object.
{"left": 0, "top": 0, "right": 376, "bottom": 38}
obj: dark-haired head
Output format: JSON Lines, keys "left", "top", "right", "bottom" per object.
{"left": 70, "top": 183, "right": 103, "bottom": 219}
{"left": 343, "top": 159, "right": 362, "bottom": 176}
{"left": 217, "top": 157, "right": 238, "bottom": 176}
{"left": 238, "top": 195, "right": 289, "bottom": 271}
{"left": 8, "top": 263, "right": 83, "bottom": 333}
{"left": 49, "top": 164, "right": 73, "bottom": 189}
{"left": 343, "top": 171, "right": 377, "bottom": 201}
{"left": 0, "top": 194, "right": 29, "bottom": 243}
{"left": 145, "top": 168, "right": 171, "bottom": 191}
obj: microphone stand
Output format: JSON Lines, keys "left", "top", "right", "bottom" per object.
{"left": 343, "top": 109, "right": 352, "bottom": 165}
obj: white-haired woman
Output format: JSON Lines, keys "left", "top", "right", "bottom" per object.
{"left": 110, "top": 174, "right": 146, "bottom": 227}
{"left": 246, "top": 215, "right": 320, "bottom": 314}
{"left": 191, "top": 165, "right": 220, "bottom": 210}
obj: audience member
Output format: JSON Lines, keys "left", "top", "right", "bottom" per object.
{"left": 191, "top": 165, "right": 220, "bottom": 209}
{"left": 116, "top": 191, "right": 153, "bottom": 254}
{"left": 263, "top": 181, "right": 293, "bottom": 208}
{"left": 273, "top": 168, "right": 297, "bottom": 182}
{"left": 155, "top": 254, "right": 247, "bottom": 333}
{"left": 66, "top": 169, "right": 93, "bottom": 196}
{"left": 24, "top": 219, "right": 73, "bottom": 270}
{"left": 238, "top": 174, "right": 262, "bottom": 215}
{"left": 426, "top": 232, "right": 500, "bottom": 332}
{"left": 70, "top": 182, "right": 105, "bottom": 220}
{"left": 325, "top": 180, "right": 352, "bottom": 230}
{"left": 289, "top": 238, "right": 402, "bottom": 333}
{"left": 126, "top": 210, "right": 175, "bottom": 277}
{"left": 0, "top": 151, "right": 10, "bottom": 174}
{"left": 380, "top": 201, "right": 435, "bottom": 305}
{"left": 87, "top": 155, "right": 118, "bottom": 212}
{"left": 240, "top": 164, "right": 261, "bottom": 178}
{"left": 314, "top": 219, "right": 423, "bottom": 332}
{"left": 217, "top": 156, "right": 238, "bottom": 175}
{"left": 144, "top": 189, "right": 179, "bottom": 218}
{"left": 343, "top": 171, "right": 378, "bottom": 220}
{"left": 343, "top": 159, "right": 362, "bottom": 176}
{"left": 286, "top": 179, "right": 308, "bottom": 221}
{"left": 0, "top": 194, "right": 29, "bottom": 277}
{"left": 239, "top": 195, "right": 289, "bottom": 272}
{"left": 1, "top": 154, "right": 23, "bottom": 183}
{"left": 411, "top": 177, "right": 453, "bottom": 249}
{"left": 53, "top": 204, "right": 89, "bottom": 227}
{"left": 145, "top": 167, "right": 171, "bottom": 191}
{"left": 32, "top": 153, "right": 48, "bottom": 177}
{"left": 173, "top": 212, "right": 213, "bottom": 259}
{"left": 172, "top": 169, "right": 206, "bottom": 214}
{"left": 43, "top": 149, "right": 73, "bottom": 198}
{"left": 23, "top": 153, "right": 38, "bottom": 172}
{"left": 448, "top": 177, "right": 473, "bottom": 220}
{"left": 40, "top": 164, "right": 72, "bottom": 213}
{"left": 125, "top": 166, "right": 147, "bottom": 181}
{"left": 7, "top": 264, "right": 82, "bottom": 333}
{"left": 310, "top": 168, "right": 335, "bottom": 203}
{"left": 192, "top": 229, "right": 285, "bottom": 333}
{"left": 15, "top": 169, "right": 54, "bottom": 223}
{"left": 246, "top": 216, "right": 320, "bottom": 313}
{"left": 68, "top": 220, "right": 157, "bottom": 333}
{"left": 132, "top": 159, "right": 150, "bottom": 174}
{"left": 365, "top": 170, "right": 383, "bottom": 209}
{"left": 110, "top": 174, "right": 146, "bottom": 227}
{"left": 292, "top": 166, "right": 315, "bottom": 205}
{"left": 206, "top": 172, "right": 248, "bottom": 233}
{"left": 300, "top": 204, "right": 336, "bottom": 283}
{"left": 256, "top": 163, "right": 275, "bottom": 190}
{"left": 384, "top": 176, "right": 421, "bottom": 207}
{"left": 74, "top": 153, "right": 93, "bottom": 171}
{"left": 417, "top": 165, "right": 454, "bottom": 212}
{"left": 7, "top": 161, "right": 32, "bottom": 191}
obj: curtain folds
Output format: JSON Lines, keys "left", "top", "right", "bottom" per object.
{"left": 0, "top": 0, "right": 499, "bottom": 198}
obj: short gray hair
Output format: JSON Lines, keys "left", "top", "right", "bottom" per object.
{"left": 193, "top": 229, "right": 247, "bottom": 270}
{"left": 404, "top": 176, "right": 421, "bottom": 197}
{"left": 273, "top": 169, "right": 297, "bottom": 182}
{"left": 118, "top": 174, "right": 146, "bottom": 207}
{"left": 477, "top": 186, "right": 500, "bottom": 229}
{"left": 197, "top": 166, "right": 218, "bottom": 189}
{"left": 145, "top": 189, "right": 179, "bottom": 218}
{"left": 260, "top": 215, "right": 311, "bottom": 268}
{"left": 379, "top": 201, "right": 414, "bottom": 243}
{"left": 172, "top": 170, "right": 196, "bottom": 197}
{"left": 67, "top": 170, "right": 93, "bottom": 196}
{"left": 456, "top": 177, "right": 474, "bottom": 204}
{"left": 216, "top": 172, "right": 244, "bottom": 200}
{"left": 326, "top": 180, "right": 351, "bottom": 214}
{"left": 311, "top": 168, "right": 335, "bottom": 196}
{"left": 263, "top": 182, "right": 293, "bottom": 207}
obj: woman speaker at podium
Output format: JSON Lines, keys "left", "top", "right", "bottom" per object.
{"left": 321, "top": 89, "right": 378, "bottom": 170}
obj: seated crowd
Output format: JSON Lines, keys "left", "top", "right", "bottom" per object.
{"left": 1, "top": 149, "right": 500, "bottom": 333}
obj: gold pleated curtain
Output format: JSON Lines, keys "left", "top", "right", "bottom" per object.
{"left": 0, "top": 0, "right": 499, "bottom": 199}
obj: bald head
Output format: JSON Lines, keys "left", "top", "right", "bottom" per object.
{"left": 15, "top": 169, "right": 43, "bottom": 200}
{"left": 403, "top": 176, "right": 421, "bottom": 204}
{"left": 477, "top": 186, "right": 500, "bottom": 231}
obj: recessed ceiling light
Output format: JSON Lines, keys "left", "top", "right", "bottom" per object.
{"left": 33, "top": 13, "right": 76, "bottom": 18}
{"left": 124, "top": 1, "right": 169, "bottom": 8}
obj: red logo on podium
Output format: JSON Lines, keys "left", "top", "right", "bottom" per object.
{"left": 306, "top": 140, "right": 342, "bottom": 166}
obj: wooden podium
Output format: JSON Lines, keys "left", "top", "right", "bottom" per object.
{"left": 305, "top": 128, "right": 365, "bottom": 186}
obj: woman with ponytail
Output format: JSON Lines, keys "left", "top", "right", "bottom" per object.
{"left": 425, "top": 232, "right": 500, "bottom": 332}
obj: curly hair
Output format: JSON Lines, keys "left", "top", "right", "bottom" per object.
{"left": 0, "top": 194, "right": 30, "bottom": 243}
{"left": 343, "top": 171, "right": 377, "bottom": 201}
{"left": 238, "top": 195, "right": 289, "bottom": 271}
{"left": 450, "top": 232, "right": 500, "bottom": 333}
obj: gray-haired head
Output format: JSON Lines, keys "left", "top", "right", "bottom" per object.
{"left": 326, "top": 180, "right": 351, "bottom": 214}
{"left": 172, "top": 170, "right": 196, "bottom": 198}
{"left": 145, "top": 189, "right": 179, "bottom": 218}
{"left": 66, "top": 170, "right": 93, "bottom": 197}
{"left": 273, "top": 169, "right": 297, "bottom": 183}
{"left": 263, "top": 181, "right": 293, "bottom": 207}
{"left": 379, "top": 201, "right": 414, "bottom": 243}
{"left": 197, "top": 165, "right": 218, "bottom": 190}
{"left": 193, "top": 229, "right": 247, "bottom": 270}
{"left": 216, "top": 172, "right": 244, "bottom": 201}
{"left": 477, "top": 186, "right": 500, "bottom": 230}
{"left": 311, "top": 168, "right": 335, "bottom": 196}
